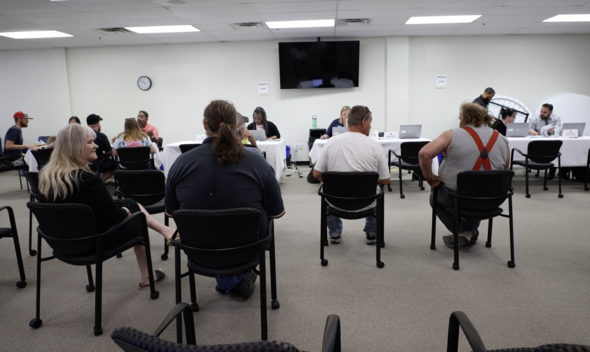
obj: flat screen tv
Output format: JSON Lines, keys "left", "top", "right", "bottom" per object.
{"left": 278, "top": 41, "right": 359, "bottom": 89}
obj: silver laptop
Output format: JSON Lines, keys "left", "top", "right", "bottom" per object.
{"left": 250, "top": 129, "right": 267, "bottom": 141}
{"left": 399, "top": 125, "right": 421, "bottom": 139}
{"left": 332, "top": 127, "right": 348, "bottom": 136}
{"left": 561, "top": 123, "right": 586, "bottom": 136}
{"left": 506, "top": 123, "right": 529, "bottom": 137}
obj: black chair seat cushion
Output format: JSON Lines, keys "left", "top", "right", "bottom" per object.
{"left": 512, "top": 160, "right": 554, "bottom": 169}
{"left": 143, "top": 199, "right": 164, "bottom": 214}
{"left": 390, "top": 160, "right": 421, "bottom": 170}
{"left": 488, "top": 344, "right": 590, "bottom": 352}
{"left": 187, "top": 258, "right": 259, "bottom": 278}
{"left": 54, "top": 236, "right": 144, "bottom": 266}
{"left": 112, "top": 328, "right": 302, "bottom": 352}
{"left": 0, "top": 227, "right": 12, "bottom": 238}
{"left": 453, "top": 207, "right": 503, "bottom": 220}
{"left": 327, "top": 206, "right": 375, "bottom": 220}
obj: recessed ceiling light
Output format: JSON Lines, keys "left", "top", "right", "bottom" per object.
{"left": 266, "top": 19, "right": 335, "bottom": 29}
{"left": 0, "top": 30, "right": 73, "bottom": 39}
{"left": 543, "top": 14, "right": 590, "bottom": 22}
{"left": 406, "top": 15, "right": 482, "bottom": 25}
{"left": 124, "top": 25, "right": 199, "bottom": 34}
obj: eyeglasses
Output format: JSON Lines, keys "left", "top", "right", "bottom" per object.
{"left": 362, "top": 107, "right": 371, "bottom": 120}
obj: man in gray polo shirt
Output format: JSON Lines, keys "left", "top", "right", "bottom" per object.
{"left": 528, "top": 103, "right": 562, "bottom": 137}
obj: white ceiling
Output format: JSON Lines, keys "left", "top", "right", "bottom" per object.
{"left": 0, "top": 0, "right": 589, "bottom": 51}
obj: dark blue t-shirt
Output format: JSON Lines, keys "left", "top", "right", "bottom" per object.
{"left": 2, "top": 125, "right": 24, "bottom": 159}
{"left": 326, "top": 118, "right": 343, "bottom": 137}
{"left": 165, "top": 137, "right": 284, "bottom": 236}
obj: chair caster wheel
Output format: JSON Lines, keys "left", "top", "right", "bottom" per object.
{"left": 116, "top": 253, "right": 122, "bottom": 258}
{"left": 543, "top": 187, "right": 548, "bottom": 191}
{"left": 271, "top": 300, "right": 280, "bottom": 310}
{"left": 558, "top": 194, "right": 564, "bottom": 198}
{"left": 485, "top": 242, "right": 491, "bottom": 248}
{"left": 321, "top": 259, "right": 328, "bottom": 266}
{"left": 507, "top": 261, "right": 515, "bottom": 268}
{"left": 452, "top": 263, "right": 459, "bottom": 270}
{"left": 420, "top": 187, "right": 425, "bottom": 191}
{"left": 376, "top": 262, "right": 384, "bottom": 269}
{"left": 161, "top": 253, "right": 168, "bottom": 261}
{"left": 430, "top": 244, "right": 436, "bottom": 250}
{"left": 400, "top": 194, "right": 405, "bottom": 199}
{"left": 150, "top": 291, "right": 159, "bottom": 299}
{"left": 94, "top": 326, "right": 103, "bottom": 336}
{"left": 29, "top": 318, "right": 42, "bottom": 329}
{"left": 585, "top": 187, "right": 589, "bottom": 191}
{"left": 29, "top": 250, "right": 37, "bottom": 256}
{"left": 525, "top": 194, "right": 531, "bottom": 198}
{"left": 16, "top": 281, "right": 26, "bottom": 288}
{"left": 86, "top": 285, "right": 95, "bottom": 292}
{"left": 387, "top": 187, "right": 391, "bottom": 192}
{"left": 191, "top": 303, "right": 199, "bottom": 312}
{"left": 380, "top": 242, "right": 385, "bottom": 248}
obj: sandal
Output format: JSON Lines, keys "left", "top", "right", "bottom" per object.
{"left": 139, "top": 269, "right": 165, "bottom": 290}
{"left": 166, "top": 233, "right": 180, "bottom": 247}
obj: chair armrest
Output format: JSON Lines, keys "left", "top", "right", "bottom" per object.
{"left": 511, "top": 148, "right": 527, "bottom": 158}
{"left": 322, "top": 315, "right": 341, "bottom": 352}
{"left": 152, "top": 303, "right": 196, "bottom": 345}
{"left": 99, "top": 211, "right": 146, "bottom": 240}
{"left": 447, "top": 311, "right": 487, "bottom": 352}
{"left": 0, "top": 206, "right": 17, "bottom": 230}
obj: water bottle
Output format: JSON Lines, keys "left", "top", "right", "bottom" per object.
{"left": 312, "top": 115, "right": 317, "bottom": 129}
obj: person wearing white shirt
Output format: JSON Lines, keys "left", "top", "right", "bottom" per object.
{"left": 528, "top": 103, "right": 562, "bottom": 137}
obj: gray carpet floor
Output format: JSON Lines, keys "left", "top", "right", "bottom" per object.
{"left": 0, "top": 167, "right": 589, "bottom": 352}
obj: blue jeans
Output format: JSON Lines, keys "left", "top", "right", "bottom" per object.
{"left": 327, "top": 206, "right": 377, "bottom": 238}
{"left": 216, "top": 275, "right": 244, "bottom": 294}
{"left": 430, "top": 184, "right": 480, "bottom": 233}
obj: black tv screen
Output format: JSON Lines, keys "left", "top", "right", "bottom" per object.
{"left": 278, "top": 41, "right": 359, "bottom": 89}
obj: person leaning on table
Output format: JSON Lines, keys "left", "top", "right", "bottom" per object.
{"left": 321, "top": 105, "right": 351, "bottom": 139}
{"left": 528, "top": 103, "right": 562, "bottom": 137}
{"left": 491, "top": 108, "right": 516, "bottom": 137}
{"left": 247, "top": 106, "right": 281, "bottom": 140}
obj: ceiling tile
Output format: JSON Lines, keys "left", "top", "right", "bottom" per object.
{"left": 90, "top": 7, "right": 176, "bottom": 20}
{"left": 167, "top": 3, "right": 260, "bottom": 19}
{"left": 57, "top": 0, "right": 161, "bottom": 12}
{"left": 453, "top": 28, "right": 519, "bottom": 35}
{"left": 513, "top": 27, "right": 582, "bottom": 34}
{"left": 105, "top": 17, "right": 191, "bottom": 27}
{"left": 5, "top": 11, "right": 98, "bottom": 24}
{"left": 212, "top": 34, "right": 278, "bottom": 41}
{"left": 401, "top": 23, "right": 471, "bottom": 30}
{"left": 268, "top": 27, "right": 335, "bottom": 34}
{"left": 336, "top": 24, "right": 403, "bottom": 32}
{"left": 42, "top": 20, "right": 121, "bottom": 30}
{"left": 471, "top": 14, "right": 550, "bottom": 22}
{"left": 394, "top": 29, "right": 458, "bottom": 36}
{"left": 421, "top": 0, "right": 507, "bottom": 6}
{"left": 337, "top": 1, "right": 421, "bottom": 11}
{"left": 252, "top": 1, "right": 337, "bottom": 13}
{"left": 0, "top": 37, "right": 53, "bottom": 50}
{"left": 0, "top": 1, "right": 75, "bottom": 14}
{"left": 502, "top": 0, "right": 588, "bottom": 6}
{"left": 188, "top": 23, "right": 235, "bottom": 31}
{"left": 464, "top": 21, "right": 537, "bottom": 28}
{"left": 491, "top": 6, "right": 590, "bottom": 15}
{"left": 335, "top": 30, "right": 397, "bottom": 37}
{"left": 368, "top": 17, "right": 414, "bottom": 25}
{"left": 155, "top": 37, "right": 219, "bottom": 44}
{"left": 259, "top": 11, "right": 336, "bottom": 21}
{"left": 202, "top": 29, "right": 273, "bottom": 37}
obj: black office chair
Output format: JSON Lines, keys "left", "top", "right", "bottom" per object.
{"left": 318, "top": 172, "right": 385, "bottom": 268}
{"left": 157, "top": 137, "right": 163, "bottom": 152}
{"left": 447, "top": 311, "right": 590, "bottom": 352}
{"left": 23, "top": 171, "right": 41, "bottom": 256}
{"left": 0, "top": 206, "right": 27, "bottom": 288}
{"left": 388, "top": 141, "right": 429, "bottom": 198}
{"left": 171, "top": 208, "right": 281, "bottom": 342}
{"left": 179, "top": 144, "right": 201, "bottom": 154}
{"left": 0, "top": 137, "right": 26, "bottom": 190}
{"left": 584, "top": 148, "right": 590, "bottom": 191}
{"left": 116, "top": 147, "right": 154, "bottom": 170}
{"left": 431, "top": 170, "right": 515, "bottom": 271}
{"left": 31, "top": 148, "right": 53, "bottom": 170}
{"left": 27, "top": 202, "right": 160, "bottom": 336}
{"left": 244, "top": 144, "right": 266, "bottom": 159}
{"left": 510, "top": 140, "right": 563, "bottom": 198}
{"left": 111, "top": 303, "right": 342, "bottom": 352}
{"left": 114, "top": 170, "right": 170, "bottom": 260}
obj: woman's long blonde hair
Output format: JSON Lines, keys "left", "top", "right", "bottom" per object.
{"left": 117, "top": 118, "right": 148, "bottom": 141}
{"left": 338, "top": 105, "right": 351, "bottom": 125}
{"left": 39, "top": 124, "right": 95, "bottom": 201}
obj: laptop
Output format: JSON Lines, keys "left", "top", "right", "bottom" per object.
{"left": 250, "top": 129, "right": 267, "bottom": 141}
{"left": 332, "top": 127, "right": 348, "bottom": 136}
{"left": 506, "top": 123, "right": 529, "bottom": 137}
{"left": 399, "top": 125, "right": 422, "bottom": 139}
{"left": 561, "top": 123, "right": 586, "bottom": 136}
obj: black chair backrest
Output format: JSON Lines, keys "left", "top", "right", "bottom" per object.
{"left": 27, "top": 202, "right": 98, "bottom": 256}
{"left": 172, "top": 208, "right": 261, "bottom": 267}
{"left": 179, "top": 144, "right": 201, "bottom": 154}
{"left": 310, "top": 128, "right": 327, "bottom": 139}
{"left": 117, "top": 147, "right": 152, "bottom": 170}
{"left": 31, "top": 148, "right": 54, "bottom": 170}
{"left": 114, "top": 170, "right": 165, "bottom": 206}
{"left": 456, "top": 170, "right": 514, "bottom": 212}
{"left": 400, "top": 141, "right": 429, "bottom": 164}
{"left": 321, "top": 172, "right": 379, "bottom": 211}
{"left": 527, "top": 140, "right": 563, "bottom": 164}
{"left": 0, "top": 137, "right": 3, "bottom": 155}
{"left": 157, "top": 137, "right": 163, "bottom": 148}
{"left": 23, "top": 171, "right": 41, "bottom": 198}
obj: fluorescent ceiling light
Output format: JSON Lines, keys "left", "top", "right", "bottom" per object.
{"left": 543, "top": 14, "right": 590, "bottom": 22}
{"left": 0, "top": 30, "right": 72, "bottom": 39}
{"left": 406, "top": 15, "right": 482, "bottom": 25}
{"left": 124, "top": 25, "right": 199, "bottom": 34}
{"left": 266, "top": 19, "right": 335, "bottom": 29}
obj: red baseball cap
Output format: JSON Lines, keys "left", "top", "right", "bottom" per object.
{"left": 14, "top": 111, "right": 33, "bottom": 119}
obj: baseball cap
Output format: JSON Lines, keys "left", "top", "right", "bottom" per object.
{"left": 86, "top": 114, "right": 103, "bottom": 125}
{"left": 14, "top": 111, "right": 33, "bottom": 119}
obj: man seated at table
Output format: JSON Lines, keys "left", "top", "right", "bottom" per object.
{"left": 491, "top": 108, "right": 516, "bottom": 136}
{"left": 528, "top": 103, "right": 562, "bottom": 137}
{"left": 473, "top": 87, "right": 495, "bottom": 111}
{"left": 2, "top": 111, "right": 36, "bottom": 167}
{"left": 313, "top": 105, "right": 390, "bottom": 245}
{"left": 136, "top": 110, "right": 159, "bottom": 145}
{"left": 165, "top": 100, "right": 284, "bottom": 300}
{"left": 87, "top": 114, "right": 115, "bottom": 182}
{"left": 419, "top": 103, "right": 509, "bottom": 248}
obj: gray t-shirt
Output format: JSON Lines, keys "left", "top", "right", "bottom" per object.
{"left": 439, "top": 124, "right": 509, "bottom": 191}
{"left": 314, "top": 131, "right": 390, "bottom": 211}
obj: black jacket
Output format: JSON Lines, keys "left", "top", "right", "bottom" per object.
{"left": 247, "top": 121, "right": 281, "bottom": 138}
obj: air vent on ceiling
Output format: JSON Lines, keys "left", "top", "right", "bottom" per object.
{"left": 336, "top": 19, "right": 371, "bottom": 27}
{"left": 229, "top": 22, "right": 267, "bottom": 30}
{"left": 95, "top": 28, "right": 132, "bottom": 35}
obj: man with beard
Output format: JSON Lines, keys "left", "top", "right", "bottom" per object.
{"left": 136, "top": 110, "right": 159, "bottom": 144}
{"left": 527, "top": 103, "right": 563, "bottom": 179}
{"left": 1, "top": 111, "right": 36, "bottom": 166}
{"left": 87, "top": 114, "right": 115, "bottom": 182}
{"left": 473, "top": 88, "right": 495, "bottom": 111}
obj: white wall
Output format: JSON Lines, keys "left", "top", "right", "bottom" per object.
{"left": 0, "top": 48, "right": 71, "bottom": 146}
{"left": 66, "top": 38, "right": 387, "bottom": 161}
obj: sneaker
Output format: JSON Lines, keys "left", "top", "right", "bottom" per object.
{"left": 215, "top": 285, "right": 229, "bottom": 295}
{"left": 442, "top": 234, "right": 454, "bottom": 248}
{"left": 234, "top": 271, "right": 257, "bottom": 300}
{"left": 366, "top": 233, "right": 376, "bottom": 245}
{"left": 330, "top": 236, "right": 341, "bottom": 244}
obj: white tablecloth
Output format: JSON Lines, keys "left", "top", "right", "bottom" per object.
{"left": 309, "top": 137, "right": 439, "bottom": 175}
{"left": 162, "top": 140, "right": 286, "bottom": 181}
{"left": 508, "top": 136, "right": 590, "bottom": 167}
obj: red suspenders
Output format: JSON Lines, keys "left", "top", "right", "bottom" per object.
{"left": 462, "top": 127, "right": 499, "bottom": 171}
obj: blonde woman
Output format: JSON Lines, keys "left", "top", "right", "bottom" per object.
{"left": 322, "top": 106, "right": 351, "bottom": 139}
{"left": 112, "top": 118, "right": 156, "bottom": 157}
{"left": 38, "top": 124, "right": 175, "bottom": 289}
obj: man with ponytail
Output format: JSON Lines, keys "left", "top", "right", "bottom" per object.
{"left": 165, "top": 100, "right": 284, "bottom": 300}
